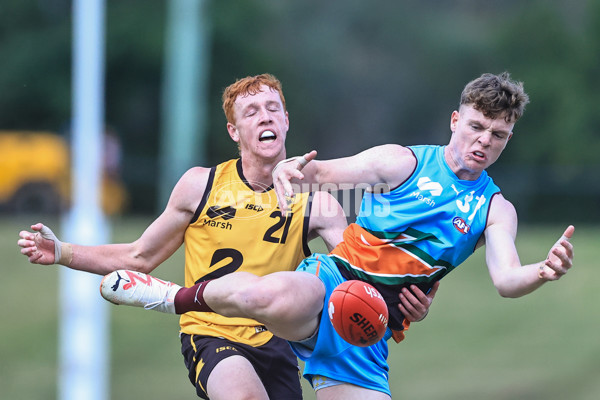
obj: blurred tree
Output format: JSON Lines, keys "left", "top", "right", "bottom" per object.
{"left": 493, "top": 1, "right": 599, "bottom": 165}
{"left": 204, "top": 0, "right": 282, "bottom": 162}
{"left": 0, "top": 0, "right": 597, "bottom": 221}
{"left": 0, "top": 0, "right": 71, "bottom": 129}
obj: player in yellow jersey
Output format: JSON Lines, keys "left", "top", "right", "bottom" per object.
{"left": 18, "top": 74, "right": 437, "bottom": 400}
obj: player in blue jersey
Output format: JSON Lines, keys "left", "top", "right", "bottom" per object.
{"left": 97, "top": 72, "right": 574, "bottom": 399}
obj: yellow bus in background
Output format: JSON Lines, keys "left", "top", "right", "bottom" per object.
{"left": 0, "top": 131, "right": 127, "bottom": 215}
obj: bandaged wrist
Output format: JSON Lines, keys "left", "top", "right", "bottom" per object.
{"left": 537, "top": 262, "right": 546, "bottom": 280}
{"left": 59, "top": 243, "right": 73, "bottom": 266}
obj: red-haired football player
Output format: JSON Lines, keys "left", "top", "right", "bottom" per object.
{"left": 18, "top": 74, "right": 436, "bottom": 400}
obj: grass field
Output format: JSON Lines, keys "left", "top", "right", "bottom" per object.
{"left": 1, "top": 216, "right": 598, "bottom": 399}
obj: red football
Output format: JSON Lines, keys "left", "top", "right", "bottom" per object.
{"left": 328, "top": 280, "right": 389, "bottom": 347}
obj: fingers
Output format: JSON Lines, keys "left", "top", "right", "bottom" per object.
{"left": 17, "top": 237, "right": 35, "bottom": 249}
{"left": 397, "top": 300, "right": 418, "bottom": 322}
{"left": 18, "top": 238, "right": 44, "bottom": 264}
{"left": 17, "top": 224, "right": 44, "bottom": 242}
{"left": 562, "top": 225, "right": 575, "bottom": 240}
{"left": 17, "top": 223, "right": 56, "bottom": 265}
{"left": 279, "top": 170, "right": 304, "bottom": 192}
{"left": 272, "top": 153, "right": 316, "bottom": 216}
{"left": 544, "top": 246, "right": 572, "bottom": 276}
{"left": 20, "top": 244, "right": 36, "bottom": 256}
{"left": 274, "top": 187, "right": 289, "bottom": 216}
{"left": 552, "top": 225, "right": 574, "bottom": 256}
{"left": 39, "top": 224, "right": 59, "bottom": 241}
{"left": 301, "top": 150, "right": 317, "bottom": 166}
{"left": 24, "top": 248, "right": 43, "bottom": 263}
{"left": 274, "top": 177, "right": 297, "bottom": 216}
{"left": 551, "top": 240, "right": 573, "bottom": 263}
{"left": 18, "top": 229, "right": 39, "bottom": 251}
{"left": 21, "top": 223, "right": 46, "bottom": 242}
{"left": 427, "top": 281, "right": 440, "bottom": 300}
{"left": 398, "top": 285, "right": 432, "bottom": 322}
{"left": 19, "top": 229, "right": 34, "bottom": 241}
{"left": 541, "top": 225, "right": 575, "bottom": 281}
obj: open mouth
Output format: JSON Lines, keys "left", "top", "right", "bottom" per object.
{"left": 472, "top": 151, "right": 485, "bottom": 161}
{"left": 259, "top": 130, "right": 276, "bottom": 143}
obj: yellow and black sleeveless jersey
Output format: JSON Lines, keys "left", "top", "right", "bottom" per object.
{"left": 180, "top": 159, "right": 312, "bottom": 346}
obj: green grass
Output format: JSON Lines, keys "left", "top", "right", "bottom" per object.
{"left": 1, "top": 217, "right": 598, "bottom": 399}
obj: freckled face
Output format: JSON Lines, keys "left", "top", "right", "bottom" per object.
{"left": 445, "top": 104, "right": 514, "bottom": 180}
{"left": 227, "top": 85, "right": 289, "bottom": 160}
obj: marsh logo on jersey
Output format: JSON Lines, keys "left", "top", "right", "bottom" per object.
{"left": 417, "top": 177, "right": 443, "bottom": 196}
{"left": 452, "top": 216, "right": 470, "bottom": 234}
{"left": 411, "top": 177, "right": 443, "bottom": 208}
{"left": 203, "top": 205, "right": 235, "bottom": 230}
{"left": 206, "top": 205, "right": 237, "bottom": 220}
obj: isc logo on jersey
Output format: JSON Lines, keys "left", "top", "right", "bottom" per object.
{"left": 452, "top": 216, "right": 470, "bottom": 234}
{"left": 212, "top": 180, "right": 275, "bottom": 220}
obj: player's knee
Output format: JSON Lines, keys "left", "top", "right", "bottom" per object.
{"left": 236, "top": 276, "right": 288, "bottom": 316}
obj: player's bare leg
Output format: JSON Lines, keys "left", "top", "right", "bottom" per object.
{"left": 203, "top": 271, "right": 325, "bottom": 341}
{"left": 100, "top": 269, "right": 325, "bottom": 340}
{"left": 207, "top": 356, "right": 269, "bottom": 400}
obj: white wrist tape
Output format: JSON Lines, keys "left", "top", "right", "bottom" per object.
{"left": 39, "top": 225, "right": 72, "bottom": 265}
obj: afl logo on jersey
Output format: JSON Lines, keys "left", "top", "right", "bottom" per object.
{"left": 452, "top": 217, "right": 470, "bottom": 234}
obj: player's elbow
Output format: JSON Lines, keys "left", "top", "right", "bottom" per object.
{"left": 126, "top": 242, "right": 163, "bottom": 274}
{"left": 494, "top": 282, "right": 527, "bottom": 298}
{"left": 492, "top": 277, "right": 521, "bottom": 298}
{"left": 496, "top": 287, "right": 519, "bottom": 298}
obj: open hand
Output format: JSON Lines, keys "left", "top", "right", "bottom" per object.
{"left": 539, "top": 225, "right": 574, "bottom": 281}
{"left": 272, "top": 150, "right": 317, "bottom": 215}
{"left": 18, "top": 223, "right": 59, "bottom": 265}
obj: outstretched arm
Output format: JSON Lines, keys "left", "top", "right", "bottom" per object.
{"left": 273, "top": 144, "right": 416, "bottom": 214}
{"left": 484, "top": 195, "right": 574, "bottom": 298}
{"left": 18, "top": 215, "right": 186, "bottom": 276}
{"left": 17, "top": 167, "right": 210, "bottom": 275}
